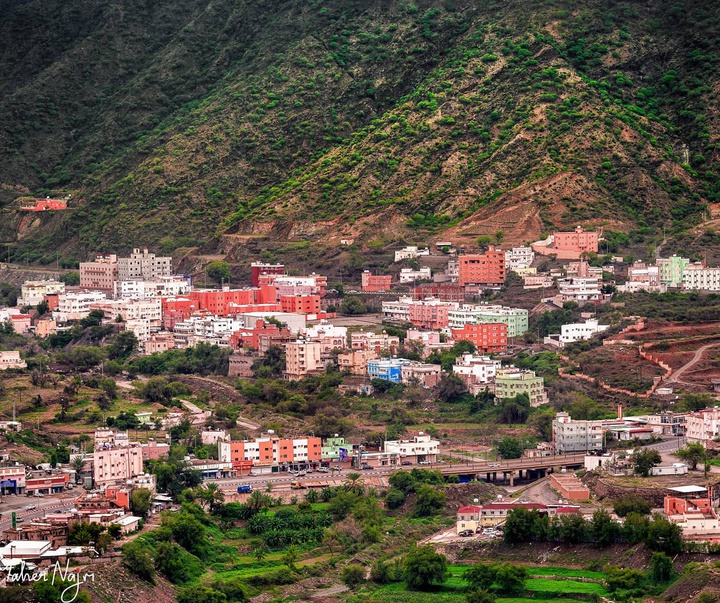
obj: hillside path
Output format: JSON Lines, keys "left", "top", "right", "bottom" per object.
{"left": 665, "top": 342, "right": 720, "bottom": 384}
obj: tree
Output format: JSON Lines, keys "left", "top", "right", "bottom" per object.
{"left": 649, "top": 552, "right": 675, "bottom": 584}
{"left": 404, "top": 545, "right": 448, "bottom": 590}
{"left": 633, "top": 448, "right": 661, "bottom": 477}
{"left": 497, "top": 437, "right": 524, "bottom": 459}
{"left": 342, "top": 564, "right": 366, "bottom": 589}
{"left": 154, "top": 542, "right": 192, "bottom": 584}
{"left": 385, "top": 487, "right": 406, "bottom": 509}
{"left": 614, "top": 494, "right": 652, "bottom": 517}
{"left": 205, "top": 261, "right": 231, "bottom": 285}
{"left": 646, "top": 515, "right": 684, "bottom": 555}
{"left": 177, "top": 585, "right": 228, "bottom": 603}
{"left": 305, "top": 488, "right": 319, "bottom": 503}
{"left": 466, "top": 590, "right": 497, "bottom": 603}
{"left": 435, "top": 374, "right": 468, "bottom": 403}
{"left": 414, "top": 485, "right": 446, "bottom": 517}
{"left": 340, "top": 296, "right": 367, "bottom": 315}
{"left": 343, "top": 472, "right": 365, "bottom": 495}
{"left": 676, "top": 442, "right": 707, "bottom": 470}
{"left": 122, "top": 542, "right": 155, "bottom": 583}
{"left": 605, "top": 566, "right": 645, "bottom": 593}
{"left": 282, "top": 545, "right": 298, "bottom": 568}
{"left": 591, "top": 509, "right": 620, "bottom": 546}
{"left": 130, "top": 488, "right": 153, "bottom": 517}
{"left": 253, "top": 542, "right": 269, "bottom": 563}
{"left": 70, "top": 456, "right": 85, "bottom": 482}
{"left": 494, "top": 563, "right": 528, "bottom": 594}
{"left": 465, "top": 564, "right": 497, "bottom": 591}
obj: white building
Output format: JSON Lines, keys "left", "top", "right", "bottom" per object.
{"left": 557, "top": 277, "right": 603, "bottom": 302}
{"left": 381, "top": 297, "right": 411, "bottom": 323}
{"left": 240, "top": 311, "right": 306, "bottom": 334}
{"left": 556, "top": 319, "right": 609, "bottom": 344}
{"left": 399, "top": 267, "right": 432, "bottom": 283}
{"left": 552, "top": 412, "right": 604, "bottom": 454}
{"left": 383, "top": 433, "right": 439, "bottom": 462}
{"left": 686, "top": 408, "right": 720, "bottom": 447}
{"left": 505, "top": 247, "right": 535, "bottom": 271}
{"left": 90, "top": 298, "right": 162, "bottom": 325}
{"left": 117, "top": 248, "right": 172, "bottom": 281}
{"left": 54, "top": 291, "right": 107, "bottom": 322}
{"left": 18, "top": 280, "right": 65, "bottom": 306}
{"left": 113, "top": 276, "right": 190, "bottom": 299}
{"left": 0, "top": 350, "right": 27, "bottom": 370}
{"left": 394, "top": 246, "right": 430, "bottom": 262}
{"left": 201, "top": 429, "right": 229, "bottom": 445}
{"left": 302, "top": 322, "right": 348, "bottom": 355}
{"left": 123, "top": 319, "right": 153, "bottom": 343}
{"left": 452, "top": 354, "right": 501, "bottom": 394}
{"left": 682, "top": 264, "right": 720, "bottom": 292}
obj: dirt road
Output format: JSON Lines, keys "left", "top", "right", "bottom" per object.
{"left": 665, "top": 342, "right": 720, "bottom": 385}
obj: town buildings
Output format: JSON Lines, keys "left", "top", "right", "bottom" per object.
{"left": 407, "top": 298, "right": 459, "bottom": 330}
{"left": 250, "top": 262, "right": 285, "bottom": 286}
{"left": 350, "top": 330, "right": 400, "bottom": 354}
{"left": 553, "top": 226, "right": 599, "bottom": 256}
{"left": 451, "top": 322, "right": 508, "bottom": 353}
{"left": 458, "top": 247, "right": 506, "bottom": 286}
{"left": 284, "top": 340, "right": 324, "bottom": 380}
{"left": 361, "top": 271, "right": 392, "bottom": 292}
{"left": 338, "top": 349, "right": 378, "bottom": 375}
{"left": 452, "top": 354, "right": 501, "bottom": 394}
{"left": 394, "top": 246, "right": 430, "bottom": 262}
{"left": 383, "top": 433, "right": 438, "bottom": 463}
{"left": 55, "top": 291, "right": 107, "bottom": 322}
{"left": 411, "top": 283, "right": 466, "bottom": 302}
{"left": 0, "top": 350, "right": 27, "bottom": 370}
{"left": 657, "top": 255, "right": 690, "bottom": 287}
{"left": 117, "top": 248, "right": 172, "bottom": 281}
{"left": 686, "top": 408, "right": 720, "bottom": 448}
{"left": 399, "top": 267, "right": 432, "bottom": 283}
{"left": 18, "top": 280, "right": 65, "bottom": 306}
{"left": 494, "top": 368, "right": 547, "bottom": 407}
{"left": 552, "top": 412, "right": 604, "bottom": 453}
{"left": 80, "top": 254, "right": 119, "bottom": 292}
{"left": 545, "top": 319, "right": 609, "bottom": 347}
{"left": 448, "top": 304, "right": 529, "bottom": 338}
{"left": 218, "top": 433, "right": 323, "bottom": 472}
{"left": 92, "top": 443, "right": 144, "bottom": 487}
{"left": 367, "top": 358, "right": 408, "bottom": 383}
{"left": 682, "top": 264, "right": 720, "bottom": 292}
{"left": 504, "top": 247, "right": 535, "bottom": 271}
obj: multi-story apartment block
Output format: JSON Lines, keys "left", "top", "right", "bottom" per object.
{"left": 448, "top": 304, "right": 529, "bottom": 338}
{"left": 338, "top": 349, "right": 378, "bottom": 375}
{"left": 627, "top": 261, "right": 660, "bottom": 286}
{"left": 280, "top": 295, "right": 322, "bottom": 314}
{"left": 382, "top": 297, "right": 411, "bottom": 323}
{"left": 303, "top": 322, "right": 348, "bottom": 356}
{"left": 458, "top": 247, "right": 506, "bottom": 286}
{"left": 558, "top": 276, "right": 602, "bottom": 302}
{"left": 682, "top": 264, "right": 720, "bottom": 292}
{"left": 452, "top": 354, "right": 501, "bottom": 394}
{"left": 553, "top": 226, "right": 599, "bottom": 255}
{"left": 259, "top": 274, "right": 327, "bottom": 298}
{"left": 90, "top": 298, "right": 162, "bottom": 325}
{"left": 117, "top": 248, "right": 172, "bottom": 281}
{"left": 495, "top": 368, "right": 547, "bottom": 407}
{"left": 367, "top": 358, "right": 409, "bottom": 383}
{"left": 93, "top": 444, "right": 144, "bottom": 486}
{"left": 384, "top": 433, "right": 439, "bottom": 463}
{"left": 55, "top": 291, "right": 107, "bottom": 321}
{"left": 400, "top": 362, "right": 442, "bottom": 388}
{"left": 114, "top": 276, "right": 190, "bottom": 299}
{"left": 144, "top": 332, "right": 176, "bottom": 354}
{"left": 0, "top": 466, "right": 26, "bottom": 494}
{"left": 657, "top": 255, "right": 690, "bottom": 287}
{"left": 399, "top": 267, "right": 432, "bottom": 283}
{"left": 450, "top": 322, "right": 508, "bottom": 353}
{"left": 394, "top": 246, "right": 430, "bottom": 262}
{"left": 219, "top": 434, "right": 322, "bottom": 471}
{"left": 505, "top": 247, "right": 535, "bottom": 271}
{"left": 686, "top": 408, "right": 720, "bottom": 447}
{"left": 80, "top": 254, "right": 118, "bottom": 292}
{"left": 18, "top": 280, "right": 65, "bottom": 306}
{"left": 407, "top": 298, "right": 459, "bottom": 330}
{"left": 284, "top": 340, "right": 324, "bottom": 380}
{"left": 361, "top": 271, "right": 392, "bottom": 292}
{"left": 350, "top": 330, "right": 401, "bottom": 354}
{"left": 552, "top": 412, "right": 604, "bottom": 453}
{"left": 250, "top": 262, "right": 285, "bottom": 287}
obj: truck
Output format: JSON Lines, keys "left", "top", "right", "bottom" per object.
{"left": 290, "top": 481, "right": 306, "bottom": 490}
{"left": 237, "top": 485, "right": 253, "bottom": 494}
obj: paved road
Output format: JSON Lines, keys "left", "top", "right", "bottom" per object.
{"left": 665, "top": 342, "right": 720, "bottom": 385}
{"left": 0, "top": 497, "right": 75, "bottom": 531}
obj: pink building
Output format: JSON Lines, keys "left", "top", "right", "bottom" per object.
{"left": 80, "top": 254, "right": 119, "bottom": 292}
{"left": 10, "top": 314, "right": 31, "bottom": 334}
{"left": 21, "top": 198, "right": 68, "bottom": 211}
{"left": 338, "top": 349, "right": 378, "bottom": 375}
{"left": 553, "top": 227, "right": 599, "bottom": 257}
{"left": 361, "top": 271, "right": 392, "bottom": 292}
{"left": 407, "top": 299, "right": 456, "bottom": 330}
{"left": 93, "top": 444, "right": 144, "bottom": 486}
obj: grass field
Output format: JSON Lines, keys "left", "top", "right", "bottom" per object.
{"left": 525, "top": 578, "right": 607, "bottom": 595}
{"left": 527, "top": 566, "right": 607, "bottom": 580}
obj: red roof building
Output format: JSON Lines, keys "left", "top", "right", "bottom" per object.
{"left": 451, "top": 322, "right": 508, "bottom": 353}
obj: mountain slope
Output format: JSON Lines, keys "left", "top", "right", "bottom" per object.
{"left": 0, "top": 0, "right": 718, "bottom": 261}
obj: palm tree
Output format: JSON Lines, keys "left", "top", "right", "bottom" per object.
{"left": 253, "top": 541, "right": 269, "bottom": 563}
{"left": 70, "top": 456, "right": 85, "bottom": 483}
{"left": 246, "top": 490, "right": 272, "bottom": 514}
{"left": 343, "top": 472, "right": 365, "bottom": 495}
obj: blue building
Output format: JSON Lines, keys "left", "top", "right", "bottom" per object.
{"left": 367, "top": 358, "right": 410, "bottom": 383}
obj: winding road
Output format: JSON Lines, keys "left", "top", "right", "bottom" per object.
{"left": 665, "top": 342, "right": 720, "bottom": 385}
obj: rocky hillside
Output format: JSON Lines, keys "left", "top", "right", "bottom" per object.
{"left": 0, "top": 0, "right": 718, "bottom": 263}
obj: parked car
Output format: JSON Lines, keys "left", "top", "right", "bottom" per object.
{"left": 419, "top": 461, "right": 431, "bottom": 465}
{"left": 401, "top": 461, "right": 413, "bottom": 466}
{"left": 361, "top": 464, "right": 373, "bottom": 470}
{"left": 317, "top": 467, "right": 329, "bottom": 473}
{"left": 25, "top": 505, "right": 36, "bottom": 510}
{"left": 458, "top": 529, "right": 474, "bottom": 537}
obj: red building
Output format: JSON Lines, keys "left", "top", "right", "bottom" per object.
{"left": 21, "top": 198, "right": 68, "bottom": 211}
{"left": 280, "top": 295, "right": 322, "bottom": 314}
{"left": 251, "top": 262, "right": 285, "bottom": 287}
{"left": 458, "top": 247, "right": 506, "bottom": 286}
{"left": 361, "top": 271, "right": 392, "bottom": 292}
{"left": 451, "top": 322, "right": 508, "bottom": 353}
{"left": 553, "top": 227, "right": 599, "bottom": 255}
{"left": 412, "top": 283, "right": 466, "bottom": 303}
{"left": 230, "top": 319, "right": 294, "bottom": 351}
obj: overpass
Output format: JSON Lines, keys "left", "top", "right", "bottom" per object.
{"left": 433, "top": 453, "right": 587, "bottom": 486}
